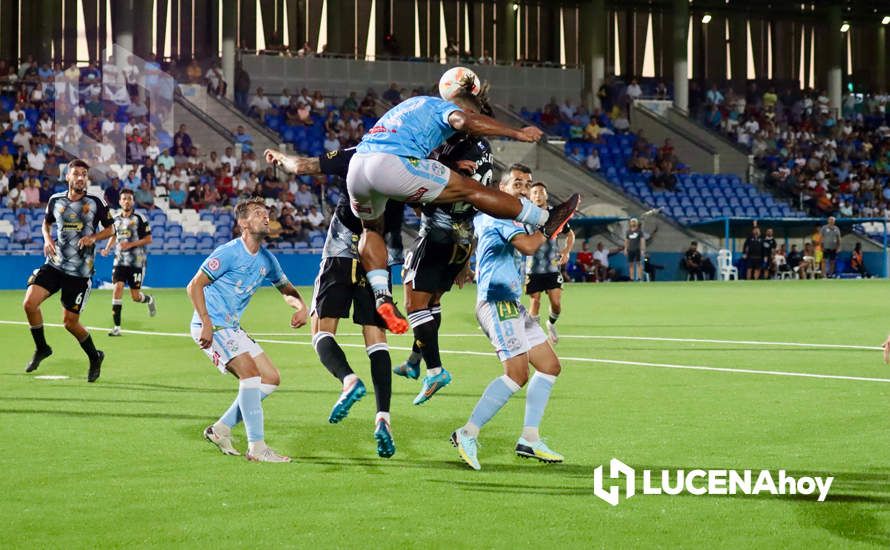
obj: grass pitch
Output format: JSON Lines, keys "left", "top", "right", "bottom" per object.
{"left": 2, "top": 280, "right": 890, "bottom": 548}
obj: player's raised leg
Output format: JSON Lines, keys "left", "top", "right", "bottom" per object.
{"left": 22, "top": 284, "right": 53, "bottom": 372}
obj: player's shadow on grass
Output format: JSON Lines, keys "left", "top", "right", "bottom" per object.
{"left": 0, "top": 395, "right": 169, "bottom": 404}
{"left": 0, "top": 407, "right": 208, "bottom": 421}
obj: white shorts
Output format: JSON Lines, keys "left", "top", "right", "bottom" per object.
{"left": 476, "top": 300, "right": 548, "bottom": 361}
{"left": 346, "top": 152, "right": 450, "bottom": 220}
{"left": 190, "top": 324, "right": 264, "bottom": 374}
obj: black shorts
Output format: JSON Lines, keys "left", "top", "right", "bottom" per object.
{"left": 525, "top": 272, "right": 563, "bottom": 295}
{"left": 311, "top": 257, "right": 385, "bottom": 328}
{"left": 627, "top": 250, "right": 641, "bottom": 262}
{"left": 404, "top": 237, "right": 471, "bottom": 293}
{"left": 823, "top": 249, "right": 838, "bottom": 261}
{"left": 747, "top": 257, "right": 763, "bottom": 269}
{"left": 28, "top": 264, "right": 92, "bottom": 314}
{"left": 112, "top": 265, "right": 145, "bottom": 289}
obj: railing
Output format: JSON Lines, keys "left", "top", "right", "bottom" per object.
{"left": 668, "top": 105, "right": 751, "bottom": 156}
{"left": 174, "top": 89, "right": 235, "bottom": 142}
{"left": 210, "top": 93, "right": 286, "bottom": 146}
{"left": 633, "top": 103, "right": 719, "bottom": 156}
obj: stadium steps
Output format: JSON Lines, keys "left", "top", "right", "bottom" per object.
{"left": 172, "top": 96, "right": 234, "bottom": 159}
{"left": 190, "top": 85, "right": 288, "bottom": 155}
{"left": 664, "top": 106, "right": 751, "bottom": 179}
{"left": 630, "top": 102, "right": 720, "bottom": 175}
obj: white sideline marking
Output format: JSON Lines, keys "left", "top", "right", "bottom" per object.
{"left": 248, "top": 331, "right": 882, "bottom": 352}
{"left": 2, "top": 319, "right": 888, "bottom": 384}
{"left": 34, "top": 375, "right": 70, "bottom": 380}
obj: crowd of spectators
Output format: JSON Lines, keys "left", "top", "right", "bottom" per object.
{"left": 689, "top": 81, "right": 890, "bottom": 220}
{"left": 0, "top": 55, "right": 334, "bottom": 251}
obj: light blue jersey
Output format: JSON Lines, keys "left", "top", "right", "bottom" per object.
{"left": 356, "top": 96, "right": 461, "bottom": 159}
{"left": 191, "top": 238, "right": 288, "bottom": 329}
{"left": 474, "top": 213, "right": 529, "bottom": 303}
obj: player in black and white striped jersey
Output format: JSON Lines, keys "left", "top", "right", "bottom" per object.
{"left": 22, "top": 159, "right": 114, "bottom": 382}
{"left": 100, "top": 188, "right": 156, "bottom": 337}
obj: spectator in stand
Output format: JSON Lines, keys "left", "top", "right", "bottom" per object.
{"left": 742, "top": 226, "right": 764, "bottom": 280}
{"left": 567, "top": 146, "right": 584, "bottom": 164}
{"left": 650, "top": 161, "right": 677, "bottom": 191}
{"left": 205, "top": 61, "right": 226, "bottom": 97}
{"left": 341, "top": 91, "right": 359, "bottom": 112}
{"left": 249, "top": 87, "right": 274, "bottom": 122}
{"left": 626, "top": 78, "right": 642, "bottom": 102}
{"left": 820, "top": 216, "right": 842, "bottom": 277}
{"left": 233, "top": 125, "right": 253, "bottom": 153}
{"left": 38, "top": 179, "right": 53, "bottom": 205}
{"left": 219, "top": 147, "right": 238, "bottom": 174}
{"left": 12, "top": 212, "right": 30, "bottom": 244}
{"left": 135, "top": 180, "right": 156, "bottom": 210}
{"left": 7, "top": 181, "right": 23, "bottom": 209}
{"left": 324, "top": 130, "right": 340, "bottom": 153}
{"left": 12, "top": 125, "right": 32, "bottom": 150}
{"left": 358, "top": 93, "right": 376, "bottom": 117}
{"left": 478, "top": 49, "right": 493, "bottom": 64}
{"left": 654, "top": 80, "right": 668, "bottom": 100}
{"left": 311, "top": 90, "right": 326, "bottom": 114}
{"left": 128, "top": 131, "right": 146, "bottom": 164}
{"left": 173, "top": 124, "right": 192, "bottom": 152}
{"left": 850, "top": 242, "right": 869, "bottom": 278}
{"left": 628, "top": 149, "right": 653, "bottom": 173}
{"left": 559, "top": 98, "right": 576, "bottom": 122}
{"left": 26, "top": 143, "right": 45, "bottom": 171}
{"left": 168, "top": 181, "right": 187, "bottom": 210}
{"left": 584, "top": 148, "right": 600, "bottom": 171}
{"left": 23, "top": 177, "right": 40, "bottom": 208}
{"left": 382, "top": 82, "right": 401, "bottom": 105}
{"left": 305, "top": 205, "right": 325, "bottom": 230}
{"left": 584, "top": 117, "right": 603, "bottom": 142}
{"left": 624, "top": 218, "right": 645, "bottom": 281}
{"left": 294, "top": 182, "right": 316, "bottom": 209}
{"left": 202, "top": 182, "right": 222, "bottom": 209}
{"left": 104, "top": 175, "right": 122, "bottom": 208}
{"left": 0, "top": 145, "right": 14, "bottom": 173}
{"left": 296, "top": 41, "right": 314, "bottom": 57}
{"left": 706, "top": 83, "right": 724, "bottom": 106}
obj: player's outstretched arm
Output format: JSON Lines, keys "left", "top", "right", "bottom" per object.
{"left": 278, "top": 282, "right": 308, "bottom": 328}
{"left": 186, "top": 271, "right": 214, "bottom": 348}
{"left": 883, "top": 335, "right": 890, "bottom": 364}
{"left": 264, "top": 148, "right": 321, "bottom": 175}
{"left": 510, "top": 231, "right": 547, "bottom": 256}
{"left": 78, "top": 224, "right": 115, "bottom": 249}
{"left": 559, "top": 229, "right": 576, "bottom": 265}
{"left": 448, "top": 111, "right": 543, "bottom": 143}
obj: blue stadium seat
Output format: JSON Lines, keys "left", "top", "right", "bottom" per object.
{"left": 163, "top": 238, "right": 182, "bottom": 250}
{"left": 7, "top": 243, "right": 23, "bottom": 251}
{"left": 0, "top": 236, "right": 9, "bottom": 248}
{"left": 166, "top": 225, "right": 183, "bottom": 238}
{"left": 309, "top": 236, "right": 325, "bottom": 248}
{"left": 276, "top": 241, "right": 294, "bottom": 250}
{"left": 293, "top": 241, "right": 308, "bottom": 250}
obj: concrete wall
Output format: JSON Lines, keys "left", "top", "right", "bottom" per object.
{"left": 241, "top": 55, "right": 582, "bottom": 109}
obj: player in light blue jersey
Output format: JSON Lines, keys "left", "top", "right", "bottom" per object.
{"left": 187, "top": 198, "right": 309, "bottom": 463}
{"left": 340, "top": 70, "right": 579, "bottom": 335}
{"left": 451, "top": 165, "right": 569, "bottom": 470}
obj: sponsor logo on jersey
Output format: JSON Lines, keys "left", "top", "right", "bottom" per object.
{"left": 405, "top": 187, "right": 429, "bottom": 203}
{"left": 208, "top": 258, "right": 221, "bottom": 271}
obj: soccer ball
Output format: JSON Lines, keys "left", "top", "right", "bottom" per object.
{"left": 438, "top": 67, "right": 481, "bottom": 101}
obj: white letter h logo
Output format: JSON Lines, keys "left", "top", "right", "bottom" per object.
{"left": 593, "top": 458, "right": 636, "bottom": 506}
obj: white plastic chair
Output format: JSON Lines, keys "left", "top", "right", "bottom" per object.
{"left": 717, "top": 249, "right": 738, "bottom": 281}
